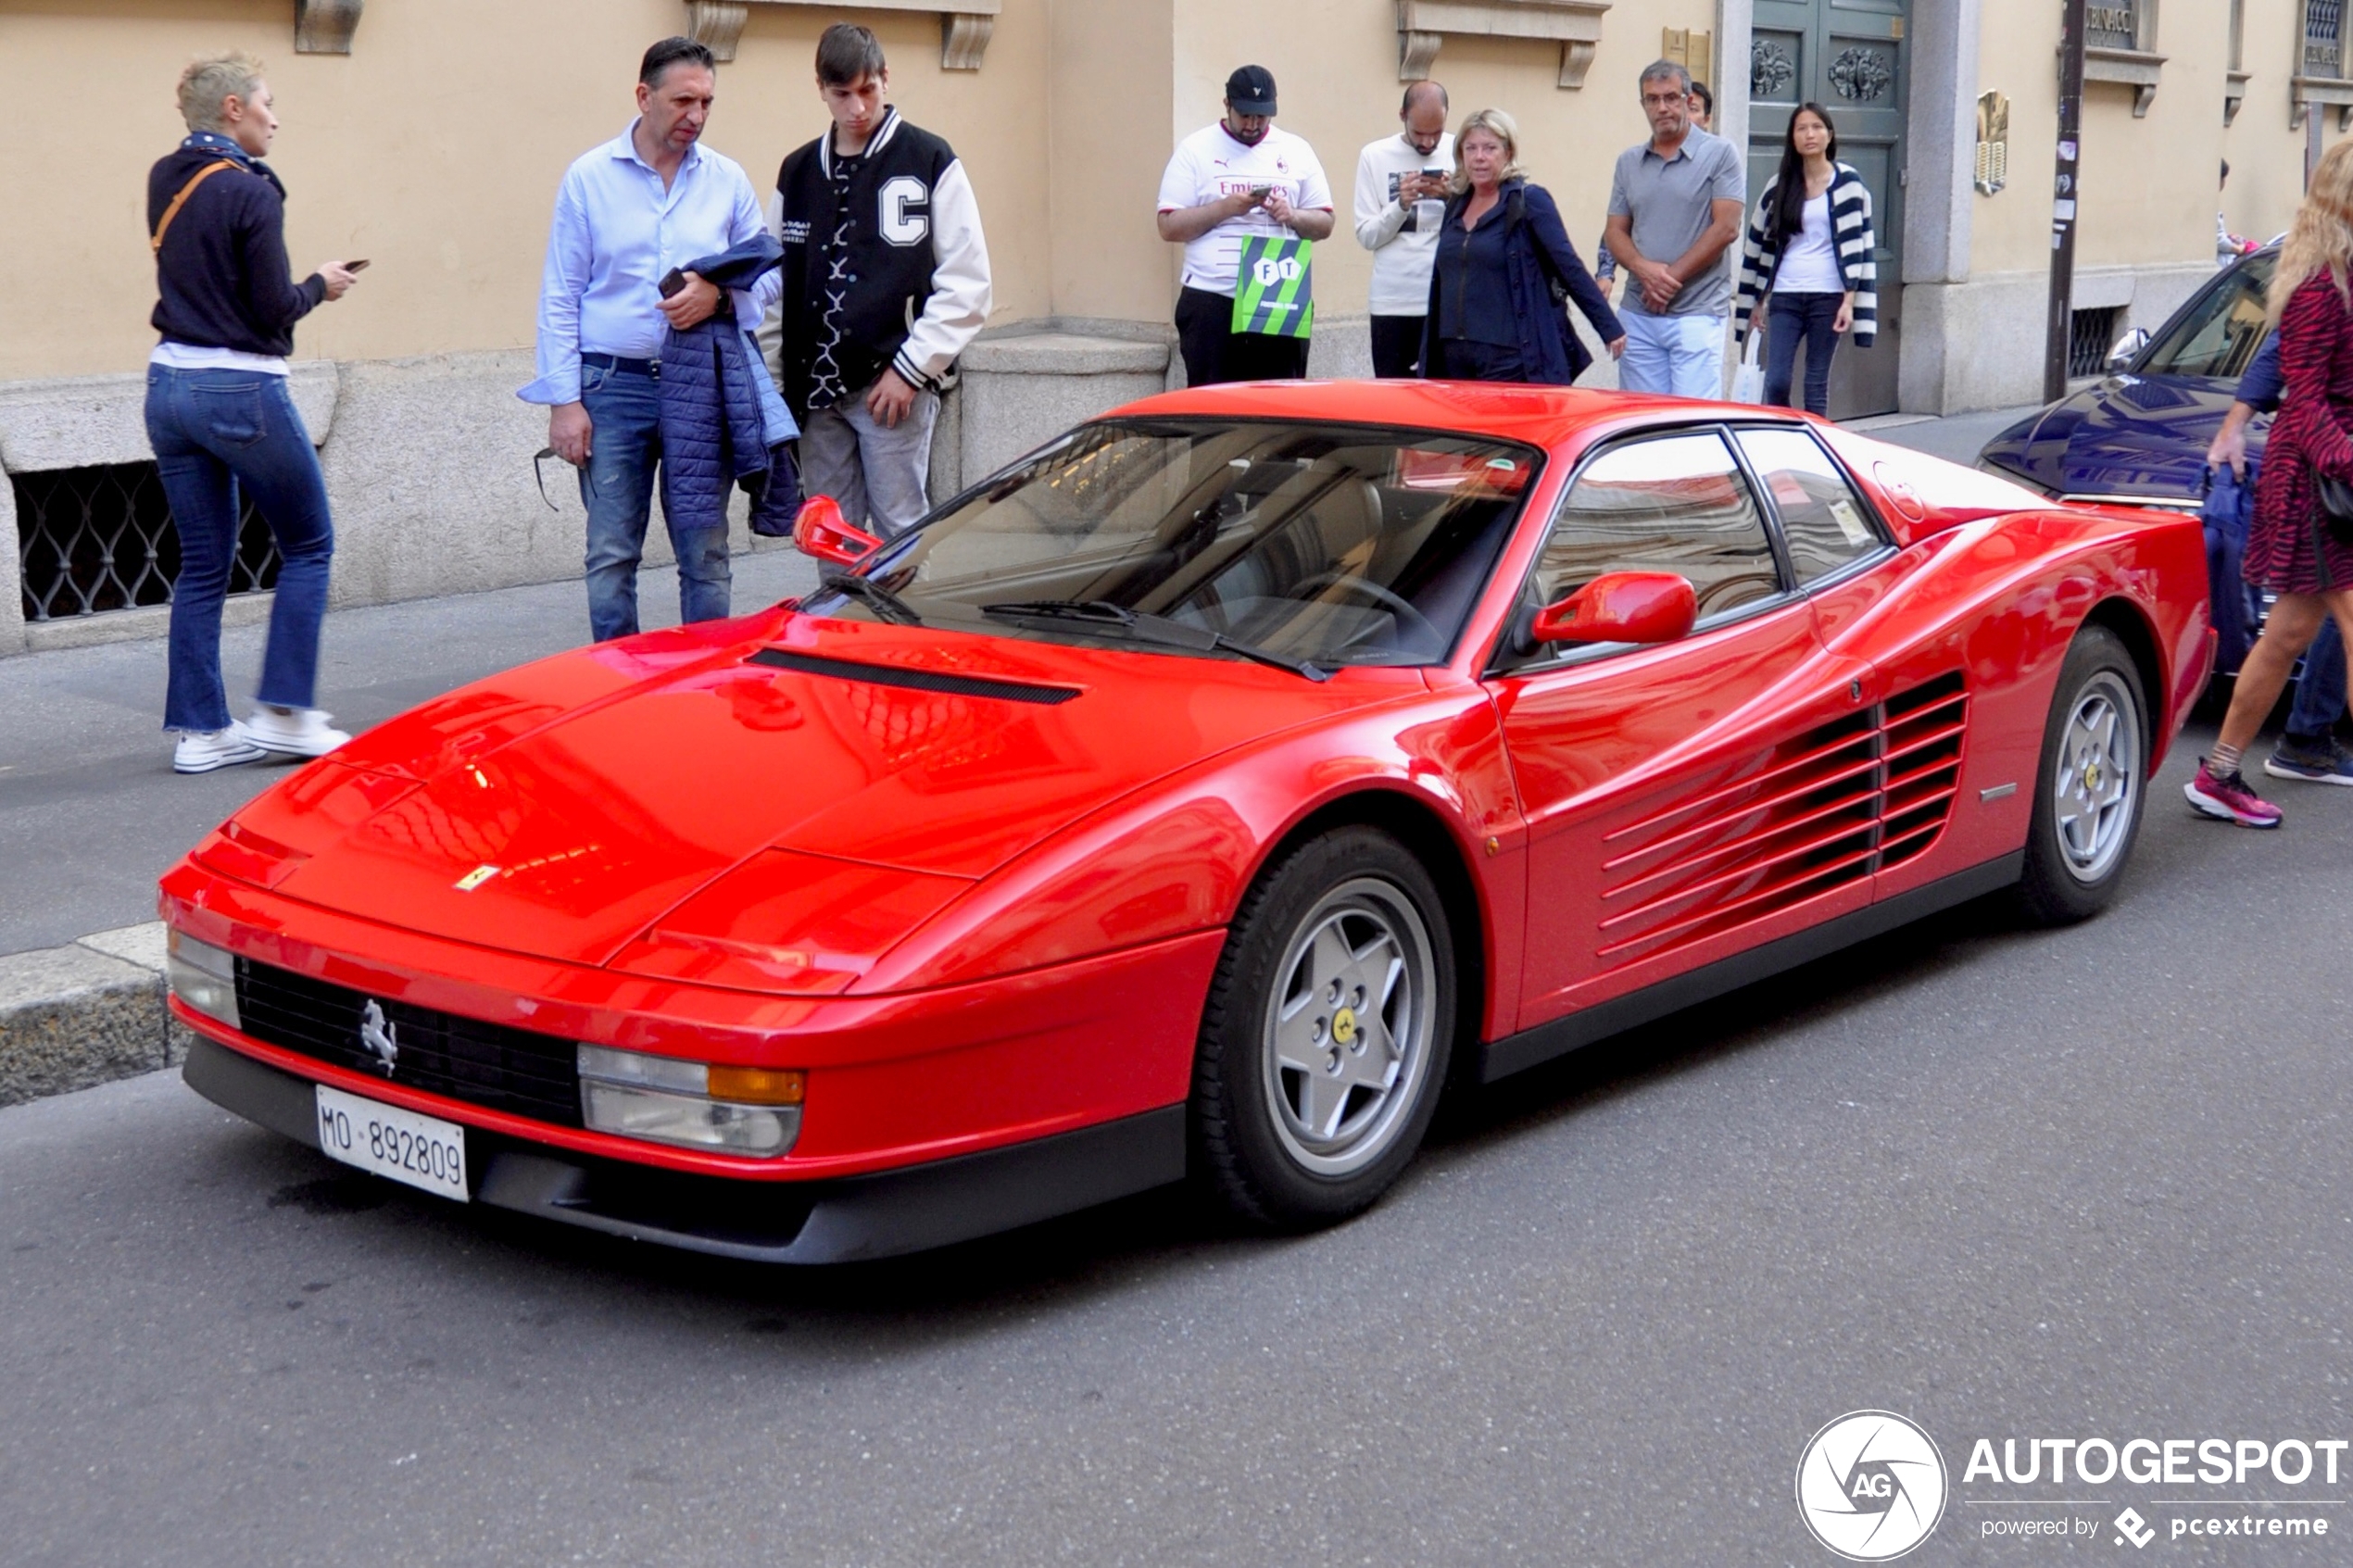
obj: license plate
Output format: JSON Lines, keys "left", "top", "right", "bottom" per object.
{"left": 314, "top": 1085, "right": 469, "bottom": 1202}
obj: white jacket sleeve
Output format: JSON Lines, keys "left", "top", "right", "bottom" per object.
{"left": 756, "top": 186, "right": 787, "bottom": 387}
{"left": 893, "top": 158, "right": 992, "bottom": 391}
{"left": 1353, "top": 148, "right": 1406, "bottom": 252}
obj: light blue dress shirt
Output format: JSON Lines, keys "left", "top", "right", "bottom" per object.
{"left": 519, "top": 121, "right": 781, "bottom": 406}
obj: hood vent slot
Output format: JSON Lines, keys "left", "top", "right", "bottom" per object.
{"left": 747, "top": 648, "right": 1081, "bottom": 705}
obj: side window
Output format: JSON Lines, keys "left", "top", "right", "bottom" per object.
{"left": 1735, "top": 428, "right": 1887, "bottom": 585}
{"left": 1533, "top": 432, "right": 1783, "bottom": 627}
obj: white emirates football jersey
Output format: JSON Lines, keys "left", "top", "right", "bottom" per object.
{"left": 1157, "top": 122, "right": 1334, "bottom": 297}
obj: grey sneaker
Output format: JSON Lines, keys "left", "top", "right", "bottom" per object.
{"left": 2263, "top": 736, "right": 2353, "bottom": 785}
{"left": 173, "top": 724, "right": 267, "bottom": 774}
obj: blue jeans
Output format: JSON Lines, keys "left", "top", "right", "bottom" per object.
{"left": 577, "top": 361, "right": 730, "bottom": 642}
{"left": 1765, "top": 292, "right": 1843, "bottom": 416}
{"left": 145, "top": 366, "right": 334, "bottom": 733}
{"left": 2287, "top": 616, "right": 2347, "bottom": 741}
{"left": 1618, "top": 309, "right": 1725, "bottom": 397}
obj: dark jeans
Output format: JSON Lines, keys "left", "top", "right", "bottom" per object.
{"left": 1175, "top": 286, "right": 1310, "bottom": 387}
{"left": 2287, "top": 616, "right": 2348, "bottom": 741}
{"left": 1765, "top": 291, "right": 1843, "bottom": 416}
{"left": 1370, "top": 314, "right": 1426, "bottom": 378}
{"left": 577, "top": 358, "right": 730, "bottom": 643}
{"left": 145, "top": 365, "right": 334, "bottom": 733}
{"left": 1434, "top": 338, "right": 1529, "bottom": 382}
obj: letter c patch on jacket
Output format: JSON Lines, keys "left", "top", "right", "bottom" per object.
{"left": 879, "top": 176, "right": 929, "bottom": 246}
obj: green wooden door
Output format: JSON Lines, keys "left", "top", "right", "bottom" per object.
{"left": 1749, "top": 0, "right": 1908, "bottom": 417}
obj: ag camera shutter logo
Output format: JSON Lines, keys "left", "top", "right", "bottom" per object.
{"left": 1796, "top": 1411, "right": 1949, "bottom": 1561}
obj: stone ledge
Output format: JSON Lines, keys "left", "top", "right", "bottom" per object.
{"left": 0, "top": 924, "right": 181, "bottom": 1108}
{"left": 23, "top": 592, "right": 276, "bottom": 654}
{"left": 962, "top": 332, "right": 1172, "bottom": 377}
{"left": 0, "top": 362, "right": 340, "bottom": 472}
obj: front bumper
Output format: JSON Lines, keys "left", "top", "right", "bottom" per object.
{"left": 186, "top": 1035, "right": 1186, "bottom": 1262}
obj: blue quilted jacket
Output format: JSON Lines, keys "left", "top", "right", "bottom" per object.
{"left": 659, "top": 237, "right": 801, "bottom": 537}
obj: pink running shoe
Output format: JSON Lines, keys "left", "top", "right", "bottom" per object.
{"left": 2183, "top": 760, "right": 2284, "bottom": 828}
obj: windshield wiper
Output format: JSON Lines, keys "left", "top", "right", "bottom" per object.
{"left": 818, "top": 569, "right": 923, "bottom": 626}
{"left": 980, "top": 599, "right": 1329, "bottom": 682}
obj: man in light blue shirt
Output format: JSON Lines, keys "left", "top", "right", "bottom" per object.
{"left": 521, "top": 36, "right": 780, "bottom": 642}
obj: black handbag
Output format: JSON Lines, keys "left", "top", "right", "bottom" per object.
{"left": 2318, "top": 472, "right": 2353, "bottom": 545}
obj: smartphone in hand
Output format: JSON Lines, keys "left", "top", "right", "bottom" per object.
{"left": 344, "top": 258, "right": 371, "bottom": 271}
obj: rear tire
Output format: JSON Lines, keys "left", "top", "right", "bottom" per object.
{"left": 2015, "top": 624, "right": 2147, "bottom": 926}
{"left": 1190, "top": 828, "right": 1455, "bottom": 1230}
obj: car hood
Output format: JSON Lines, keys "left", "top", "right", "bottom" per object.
{"left": 1978, "top": 373, "right": 2251, "bottom": 502}
{"left": 209, "top": 608, "right": 1392, "bottom": 969}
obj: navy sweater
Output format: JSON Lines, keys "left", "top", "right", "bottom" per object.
{"left": 147, "top": 144, "right": 325, "bottom": 356}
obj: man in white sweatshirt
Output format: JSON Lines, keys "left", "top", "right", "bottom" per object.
{"left": 1353, "top": 81, "right": 1453, "bottom": 378}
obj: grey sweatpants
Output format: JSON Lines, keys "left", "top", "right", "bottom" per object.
{"left": 799, "top": 383, "right": 942, "bottom": 536}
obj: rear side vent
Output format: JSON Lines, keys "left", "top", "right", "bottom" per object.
{"left": 1597, "top": 672, "right": 1969, "bottom": 964}
{"left": 747, "top": 648, "right": 1080, "bottom": 705}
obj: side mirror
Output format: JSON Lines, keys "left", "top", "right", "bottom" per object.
{"left": 2106, "top": 327, "right": 2150, "bottom": 373}
{"left": 793, "top": 495, "right": 881, "bottom": 567}
{"left": 1530, "top": 571, "right": 1698, "bottom": 646}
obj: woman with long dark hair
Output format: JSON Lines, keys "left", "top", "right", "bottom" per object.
{"left": 1732, "top": 104, "right": 1876, "bottom": 414}
{"left": 2183, "top": 138, "right": 2353, "bottom": 827}
{"left": 1419, "top": 108, "right": 1623, "bottom": 384}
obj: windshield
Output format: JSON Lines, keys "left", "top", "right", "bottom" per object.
{"left": 801, "top": 419, "right": 1541, "bottom": 668}
{"left": 2139, "top": 251, "right": 2276, "bottom": 380}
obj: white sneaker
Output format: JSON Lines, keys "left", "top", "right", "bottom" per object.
{"left": 173, "top": 724, "right": 268, "bottom": 774}
{"left": 243, "top": 705, "right": 350, "bottom": 758}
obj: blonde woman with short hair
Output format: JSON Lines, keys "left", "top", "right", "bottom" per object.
{"left": 1418, "top": 108, "right": 1624, "bottom": 384}
{"left": 2185, "top": 138, "right": 2353, "bottom": 827}
{"left": 146, "top": 52, "right": 360, "bottom": 773}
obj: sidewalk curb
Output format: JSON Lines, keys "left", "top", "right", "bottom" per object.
{"left": 0, "top": 922, "right": 195, "bottom": 1107}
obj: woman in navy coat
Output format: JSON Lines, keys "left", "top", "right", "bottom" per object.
{"left": 1420, "top": 108, "right": 1624, "bottom": 383}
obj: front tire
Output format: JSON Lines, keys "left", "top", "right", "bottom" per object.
{"left": 2015, "top": 624, "right": 2147, "bottom": 926}
{"left": 1190, "top": 828, "right": 1455, "bottom": 1230}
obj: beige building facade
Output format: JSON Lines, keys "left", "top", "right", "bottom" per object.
{"left": 0, "top": 0, "right": 2340, "bottom": 652}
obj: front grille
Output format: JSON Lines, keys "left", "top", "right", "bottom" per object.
{"left": 235, "top": 959, "right": 582, "bottom": 1127}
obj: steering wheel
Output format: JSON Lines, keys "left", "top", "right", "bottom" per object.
{"left": 1286, "top": 571, "right": 1444, "bottom": 650}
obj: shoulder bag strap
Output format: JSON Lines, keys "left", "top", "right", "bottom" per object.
{"left": 151, "top": 160, "right": 241, "bottom": 255}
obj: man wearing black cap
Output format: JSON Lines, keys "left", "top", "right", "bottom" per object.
{"left": 1155, "top": 65, "right": 1334, "bottom": 386}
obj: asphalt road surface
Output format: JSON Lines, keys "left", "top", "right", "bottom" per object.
{"left": 6, "top": 722, "right": 2350, "bottom": 1565}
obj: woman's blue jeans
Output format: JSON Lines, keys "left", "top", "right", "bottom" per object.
{"left": 1765, "top": 291, "right": 1843, "bottom": 416}
{"left": 145, "top": 366, "right": 334, "bottom": 733}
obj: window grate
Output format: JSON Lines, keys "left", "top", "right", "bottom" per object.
{"left": 2069, "top": 307, "right": 2121, "bottom": 379}
{"left": 13, "top": 460, "right": 281, "bottom": 623}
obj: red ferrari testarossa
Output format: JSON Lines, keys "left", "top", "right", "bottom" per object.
{"left": 165, "top": 381, "right": 2211, "bottom": 1261}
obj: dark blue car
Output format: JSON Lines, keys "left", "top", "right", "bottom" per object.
{"left": 1978, "top": 247, "right": 2275, "bottom": 505}
{"left": 1978, "top": 247, "right": 2277, "bottom": 674}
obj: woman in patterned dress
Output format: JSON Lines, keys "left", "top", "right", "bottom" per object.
{"left": 2184, "top": 140, "right": 2353, "bottom": 828}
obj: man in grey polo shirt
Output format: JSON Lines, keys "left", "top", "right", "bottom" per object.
{"left": 1604, "top": 59, "right": 1746, "bottom": 397}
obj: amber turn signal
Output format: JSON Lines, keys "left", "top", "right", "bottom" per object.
{"left": 705, "top": 1065, "right": 806, "bottom": 1105}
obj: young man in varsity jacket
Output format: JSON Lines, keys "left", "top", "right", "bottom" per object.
{"left": 767, "top": 23, "right": 991, "bottom": 535}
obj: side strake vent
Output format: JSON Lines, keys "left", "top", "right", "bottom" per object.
{"left": 1596, "top": 671, "right": 1969, "bottom": 965}
{"left": 747, "top": 648, "right": 1081, "bottom": 705}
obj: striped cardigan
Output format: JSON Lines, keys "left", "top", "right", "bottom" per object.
{"left": 1733, "top": 163, "right": 1877, "bottom": 347}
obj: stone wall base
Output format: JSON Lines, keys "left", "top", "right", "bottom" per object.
{"left": 1899, "top": 263, "right": 2220, "bottom": 415}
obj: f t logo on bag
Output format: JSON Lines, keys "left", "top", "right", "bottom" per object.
{"left": 1233, "top": 236, "right": 1314, "bottom": 338}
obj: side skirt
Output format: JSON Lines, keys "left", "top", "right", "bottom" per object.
{"left": 1478, "top": 853, "right": 2024, "bottom": 1084}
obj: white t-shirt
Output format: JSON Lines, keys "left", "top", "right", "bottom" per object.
{"left": 1157, "top": 122, "right": 1335, "bottom": 297}
{"left": 1353, "top": 132, "right": 1456, "bottom": 316}
{"left": 1774, "top": 192, "right": 1845, "bottom": 294}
